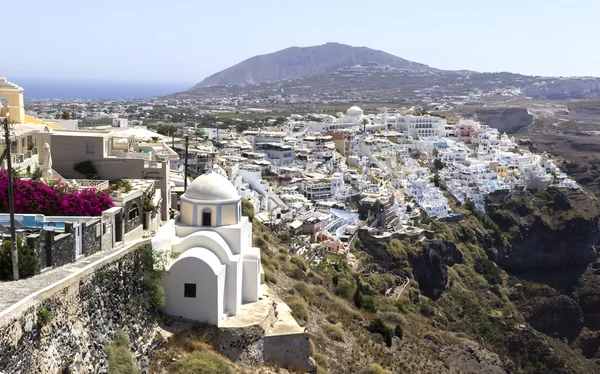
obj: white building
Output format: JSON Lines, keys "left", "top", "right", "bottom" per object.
{"left": 396, "top": 115, "right": 444, "bottom": 138}
{"left": 157, "top": 173, "right": 262, "bottom": 327}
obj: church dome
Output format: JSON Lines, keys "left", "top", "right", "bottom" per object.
{"left": 346, "top": 106, "right": 364, "bottom": 118}
{"left": 184, "top": 173, "right": 239, "bottom": 202}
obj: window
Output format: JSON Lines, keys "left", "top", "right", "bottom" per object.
{"left": 184, "top": 283, "right": 196, "bottom": 298}
{"left": 202, "top": 210, "right": 212, "bottom": 226}
{"left": 129, "top": 204, "right": 139, "bottom": 220}
{"left": 85, "top": 142, "right": 95, "bottom": 154}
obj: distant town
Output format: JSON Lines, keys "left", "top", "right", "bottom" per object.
{"left": 2, "top": 76, "right": 578, "bottom": 272}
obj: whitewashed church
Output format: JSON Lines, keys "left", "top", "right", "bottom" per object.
{"left": 157, "top": 173, "right": 262, "bottom": 326}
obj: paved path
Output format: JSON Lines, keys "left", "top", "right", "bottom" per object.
{"left": 0, "top": 245, "right": 127, "bottom": 312}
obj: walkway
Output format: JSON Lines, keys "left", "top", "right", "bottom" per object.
{"left": 0, "top": 240, "right": 144, "bottom": 313}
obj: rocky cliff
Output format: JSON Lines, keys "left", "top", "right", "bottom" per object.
{"left": 486, "top": 189, "right": 600, "bottom": 271}
{"left": 471, "top": 108, "right": 534, "bottom": 134}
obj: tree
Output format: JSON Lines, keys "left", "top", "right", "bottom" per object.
{"left": 433, "top": 158, "right": 445, "bottom": 170}
{"left": 362, "top": 118, "right": 369, "bottom": 133}
{"left": 156, "top": 124, "right": 177, "bottom": 137}
{"left": 394, "top": 324, "right": 404, "bottom": 339}
{"left": 61, "top": 110, "right": 71, "bottom": 120}
{"left": 433, "top": 174, "right": 441, "bottom": 188}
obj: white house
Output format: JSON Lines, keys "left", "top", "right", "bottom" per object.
{"left": 158, "top": 173, "right": 261, "bottom": 327}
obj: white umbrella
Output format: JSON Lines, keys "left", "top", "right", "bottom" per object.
{"left": 42, "top": 143, "right": 53, "bottom": 180}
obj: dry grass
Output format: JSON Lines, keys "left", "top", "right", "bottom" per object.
{"left": 321, "top": 322, "right": 346, "bottom": 343}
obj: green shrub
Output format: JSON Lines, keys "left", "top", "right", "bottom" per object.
{"left": 31, "top": 167, "right": 42, "bottom": 180}
{"left": 263, "top": 266, "right": 277, "bottom": 284}
{"left": 321, "top": 323, "right": 346, "bottom": 342}
{"left": 287, "top": 295, "right": 309, "bottom": 323}
{"left": 290, "top": 255, "right": 308, "bottom": 272}
{"left": 313, "top": 352, "right": 329, "bottom": 369}
{"left": 106, "top": 331, "right": 138, "bottom": 374}
{"left": 138, "top": 244, "right": 165, "bottom": 308}
{"left": 278, "top": 233, "right": 292, "bottom": 244}
{"left": 73, "top": 160, "right": 99, "bottom": 180}
{"left": 368, "top": 318, "right": 393, "bottom": 347}
{"left": 174, "top": 350, "right": 232, "bottom": 374}
{"left": 294, "top": 282, "right": 315, "bottom": 303}
{"left": 254, "top": 236, "right": 266, "bottom": 250}
{"left": 312, "top": 285, "right": 333, "bottom": 301}
{"left": 394, "top": 324, "right": 403, "bottom": 339}
{"left": 474, "top": 257, "right": 502, "bottom": 285}
{"left": 334, "top": 278, "right": 356, "bottom": 300}
{"left": 241, "top": 199, "right": 254, "bottom": 222}
{"left": 0, "top": 238, "right": 38, "bottom": 280}
{"left": 36, "top": 307, "right": 52, "bottom": 327}
{"left": 418, "top": 296, "right": 435, "bottom": 317}
{"left": 382, "top": 312, "right": 405, "bottom": 325}
{"left": 392, "top": 300, "right": 410, "bottom": 314}
{"left": 367, "top": 363, "right": 392, "bottom": 374}
{"left": 353, "top": 278, "right": 377, "bottom": 312}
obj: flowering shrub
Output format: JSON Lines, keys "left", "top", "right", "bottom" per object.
{"left": 0, "top": 170, "right": 114, "bottom": 216}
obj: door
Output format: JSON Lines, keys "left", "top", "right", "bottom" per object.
{"left": 74, "top": 223, "right": 83, "bottom": 257}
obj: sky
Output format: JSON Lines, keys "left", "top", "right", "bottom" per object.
{"left": 3, "top": 0, "right": 600, "bottom": 86}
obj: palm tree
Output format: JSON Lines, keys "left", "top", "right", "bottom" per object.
{"left": 361, "top": 118, "right": 369, "bottom": 133}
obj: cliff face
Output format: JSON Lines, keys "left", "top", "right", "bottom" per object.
{"left": 487, "top": 189, "right": 600, "bottom": 271}
{"left": 356, "top": 230, "right": 463, "bottom": 300}
{"left": 468, "top": 108, "right": 533, "bottom": 134}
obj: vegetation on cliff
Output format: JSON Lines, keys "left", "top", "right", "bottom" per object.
{"left": 253, "top": 188, "right": 600, "bottom": 373}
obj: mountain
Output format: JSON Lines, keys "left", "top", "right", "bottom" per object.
{"left": 192, "top": 42, "right": 431, "bottom": 88}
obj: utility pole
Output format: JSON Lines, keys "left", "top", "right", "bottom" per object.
{"left": 184, "top": 134, "right": 189, "bottom": 191}
{"left": 2, "top": 117, "right": 19, "bottom": 280}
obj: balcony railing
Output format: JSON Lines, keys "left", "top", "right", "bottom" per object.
{"left": 70, "top": 179, "right": 110, "bottom": 190}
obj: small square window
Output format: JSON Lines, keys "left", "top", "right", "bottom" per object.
{"left": 184, "top": 283, "right": 196, "bottom": 298}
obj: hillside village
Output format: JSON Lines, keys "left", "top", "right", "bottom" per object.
{"left": 0, "top": 77, "right": 586, "bottom": 373}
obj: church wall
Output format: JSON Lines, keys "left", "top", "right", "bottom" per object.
{"left": 242, "top": 255, "right": 260, "bottom": 303}
{"left": 162, "top": 257, "right": 225, "bottom": 326}
{"left": 213, "top": 223, "right": 245, "bottom": 256}
{"left": 181, "top": 202, "right": 193, "bottom": 225}
{"left": 226, "top": 261, "right": 242, "bottom": 317}
{"left": 220, "top": 203, "right": 238, "bottom": 226}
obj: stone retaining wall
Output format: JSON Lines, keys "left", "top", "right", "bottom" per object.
{"left": 0, "top": 241, "right": 159, "bottom": 374}
{"left": 217, "top": 303, "right": 278, "bottom": 366}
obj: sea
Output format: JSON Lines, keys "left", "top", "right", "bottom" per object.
{"left": 13, "top": 78, "right": 193, "bottom": 100}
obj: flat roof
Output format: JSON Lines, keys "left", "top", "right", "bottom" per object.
{"left": 52, "top": 130, "right": 109, "bottom": 137}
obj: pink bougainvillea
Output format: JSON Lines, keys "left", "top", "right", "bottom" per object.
{"left": 0, "top": 170, "right": 114, "bottom": 216}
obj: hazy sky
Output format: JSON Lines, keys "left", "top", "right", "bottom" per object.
{"left": 3, "top": 0, "right": 599, "bottom": 84}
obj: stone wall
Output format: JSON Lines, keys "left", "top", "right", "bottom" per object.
{"left": 101, "top": 218, "right": 113, "bottom": 251}
{"left": 264, "top": 333, "right": 311, "bottom": 371}
{"left": 0, "top": 241, "right": 159, "bottom": 374}
{"left": 124, "top": 196, "right": 143, "bottom": 234}
{"left": 217, "top": 304, "right": 278, "bottom": 366}
{"left": 82, "top": 219, "right": 102, "bottom": 257}
{"left": 52, "top": 231, "right": 76, "bottom": 268}
{"left": 26, "top": 231, "right": 47, "bottom": 272}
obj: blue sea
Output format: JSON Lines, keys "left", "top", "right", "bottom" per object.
{"left": 13, "top": 78, "right": 193, "bottom": 100}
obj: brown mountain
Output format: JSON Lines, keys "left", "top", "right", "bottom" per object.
{"left": 190, "top": 42, "right": 431, "bottom": 88}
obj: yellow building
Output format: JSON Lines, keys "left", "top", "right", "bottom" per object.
{"left": 0, "top": 77, "right": 25, "bottom": 124}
